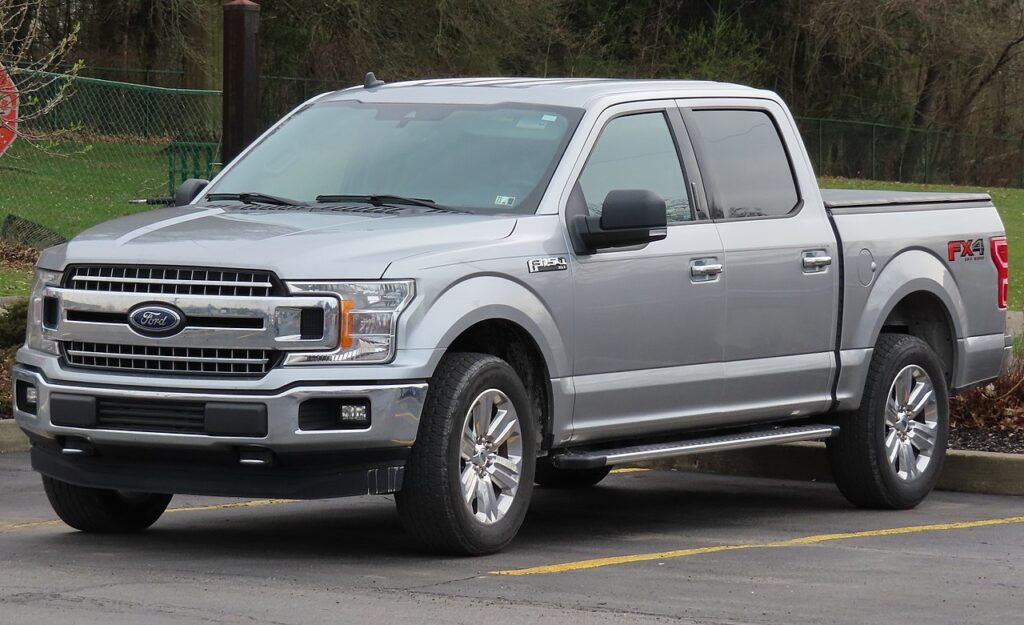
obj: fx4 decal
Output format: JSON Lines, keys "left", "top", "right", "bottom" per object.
{"left": 947, "top": 239, "right": 985, "bottom": 262}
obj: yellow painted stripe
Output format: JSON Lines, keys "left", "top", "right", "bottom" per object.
{"left": 492, "top": 515, "right": 1024, "bottom": 576}
{"left": 0, "top": 498, "right": 297, "bottom": 533}
{"left": 609, "top": 468, "right": 651, "bottom": 474}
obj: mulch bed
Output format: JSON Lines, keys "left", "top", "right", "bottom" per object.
{"left": 0, "top": 240, "right": 39, "bottom": 267}
{"left": 949, "top": 428, "right": 1024, "bottom": 455}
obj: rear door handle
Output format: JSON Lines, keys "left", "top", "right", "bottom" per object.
{"left": 802, "top": 251, "right": 832, "bottom": 271}
{"left": 690, "top": 258, "right": 723, "bottom": 282}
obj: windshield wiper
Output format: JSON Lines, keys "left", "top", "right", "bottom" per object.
{"left": 315, "top": 194, "right": 469, "bottom": 214}
{"left": 206, "top": 191, "right": 305, "bottom": 206}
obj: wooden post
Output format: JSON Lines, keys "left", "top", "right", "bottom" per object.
{"left": 222, "top": 0, "right": 260, "bottom": 165}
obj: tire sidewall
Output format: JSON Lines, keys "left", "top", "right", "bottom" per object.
{"left": 445, "top": 360, "right": 536, "bottom": 551}
{"left": 869, "top": 338, "right": 950, "bottom": 505}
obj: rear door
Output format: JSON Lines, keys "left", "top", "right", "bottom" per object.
{"left": 680, "top": 100, "right": 839, "bottom": 421}
{"left": 565, "top": 101, "right": 727, "bottom": 444}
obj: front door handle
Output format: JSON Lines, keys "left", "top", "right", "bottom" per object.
{"left": 690, "top": 258, "right": 723, "bottom": 282}
{"left": 802, "top": 251, "right": 832, "bottom": 271}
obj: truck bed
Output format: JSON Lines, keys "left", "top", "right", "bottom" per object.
{"left": 821, "top": 189, "right": 992, "bottom": 212}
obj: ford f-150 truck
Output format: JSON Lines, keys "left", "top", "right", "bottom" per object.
{"left": 13, "top": 77, "right": 1011, "bottom": 555}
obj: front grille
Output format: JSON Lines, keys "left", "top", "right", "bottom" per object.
{"left": 64, "top": 265, "right": 279, "bottom": 297}
{"left": 62, "top": 341, "right": 275, "bottom": 376}
{"left": 96, "top": 397, "right": 206, "bottom": 433}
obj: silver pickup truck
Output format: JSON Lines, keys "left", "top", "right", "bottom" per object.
{"left": 13, "top": 77, "right": 1011, "bottom": 555}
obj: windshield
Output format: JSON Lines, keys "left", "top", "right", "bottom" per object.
{"left": 206, "top": 100, "right": 584, "bottom": 214}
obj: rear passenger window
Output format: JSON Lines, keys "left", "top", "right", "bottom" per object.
{"left": 689, "top": 110, "right": 799, "bottom": 219}
{"left": 577, "top": 112, "right": 692, "bottom": 223}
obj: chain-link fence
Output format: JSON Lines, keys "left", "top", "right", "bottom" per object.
{"left": 0, "top": 70, "right": 221, "bottom": 240}
{"left": 3, "top": 69, "right": 1024, "bottom": 246}
{"left": 796, "top": 117, "right": 1024, "bottom": 188}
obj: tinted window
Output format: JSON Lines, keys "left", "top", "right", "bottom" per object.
{"left": 577, "top": 112, "right": 692, "bottom": 223}
{"left": 690, "top": 110, "right": 799, "bottom": 219}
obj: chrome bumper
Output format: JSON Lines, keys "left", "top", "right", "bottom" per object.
{"left": 12, "top": 365, "right": 427, "bottom": 453}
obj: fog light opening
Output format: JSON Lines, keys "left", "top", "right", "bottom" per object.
{"left": 16, "top": 381, "right": 38, "bottom": 415}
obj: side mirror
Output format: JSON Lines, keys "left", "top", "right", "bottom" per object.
{"left": 572, "top": 189, "right": 668, "bottom": 253}
{"left": 174, "top": 178, "right": 210, "bottom": 207}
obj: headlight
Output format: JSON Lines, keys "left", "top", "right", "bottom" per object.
{"left": 25, "top": 268, "right": 62, "bottom": 355}
{"left": 283, "top": 280, "right": 414, "bottom": 365}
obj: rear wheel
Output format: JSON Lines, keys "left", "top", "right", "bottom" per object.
{"left": 396, "top": 353, "right": 536, "bottom": 555}
{"left": 42, "top": 476, "right": 172, "bottom": 533}
{"left": 534, "top": 461, "right": 611, "bottom": 489}
{"left": 827, "top": 333, "right": 949, "bottom": 509}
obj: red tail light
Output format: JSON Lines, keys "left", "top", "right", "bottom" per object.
{"left": 991, "top": 236, "right": 1009, "bottom": 309}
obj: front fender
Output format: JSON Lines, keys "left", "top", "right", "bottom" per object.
{"left": 400, "top": 275, "right": 570, "bottom": 379}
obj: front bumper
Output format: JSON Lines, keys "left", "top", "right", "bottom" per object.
{"left": 12, "top": 364, "right": 428, "bottom": 498}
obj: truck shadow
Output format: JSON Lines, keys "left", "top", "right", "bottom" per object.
{"left": 32, "top": 471, "right": 855, "bottom": 565}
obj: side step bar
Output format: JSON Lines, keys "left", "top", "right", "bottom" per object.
{"left": 551, "top": 425, "right": 839, "bottom": 470}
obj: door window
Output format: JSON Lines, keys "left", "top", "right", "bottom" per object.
{"left": 576, "top": 112, "right": 692, "bottom": 223}
{"left": 688, "top": 109, "right": 799, "bottom": 219}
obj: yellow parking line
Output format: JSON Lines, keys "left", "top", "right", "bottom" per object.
{"left": 0, "top": 498, "right": 297, "bottom": 533}
{"left": 609, "top": 468, "right": 650, "bottom": 474}
{"left": 492, "top": 515, "right": 1024, "bottom": 576}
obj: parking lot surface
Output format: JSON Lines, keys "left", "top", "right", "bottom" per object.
{"left": 1, "top": 452, "right": 1021, "bottom": 624}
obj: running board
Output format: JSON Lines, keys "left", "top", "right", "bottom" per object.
{"left": 551, "top": 425, "right": 839, "bottom": 470}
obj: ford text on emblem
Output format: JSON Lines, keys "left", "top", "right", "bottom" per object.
{"left": 128, "top": 304, "right": 184, "bottom": 336}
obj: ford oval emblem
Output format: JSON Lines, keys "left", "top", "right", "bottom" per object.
{"left": 128, "top": 304, "right": 184, "bottom": 336}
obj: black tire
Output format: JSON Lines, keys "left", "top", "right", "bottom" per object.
{"left": 42, "top": 476, "right": 172, "bottom": 533}
{"left": 827, "top": 333, "right": 949, "bottom": 509}
{"left": 534, "top": 460, "right": 611, "bottom": 489}
{"left": 396, "top": 352, "right": 537, "bottom": 556}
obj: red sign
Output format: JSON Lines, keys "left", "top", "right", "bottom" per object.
{"left": 0, "top": 63, "right": 18, "bottom": 158}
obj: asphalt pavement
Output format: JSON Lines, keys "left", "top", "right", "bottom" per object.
{"left": 1, "top": 452, "right": 1021, "bottom": 624}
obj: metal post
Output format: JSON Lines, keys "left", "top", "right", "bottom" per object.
{"left": 222, "top": 0, "right": 261, "bottom": 165}
{"left": 923, "top": 132, "right": 930, "bottom": 184}
{"left": 818, "top": 118, "right": 823, "bottom": 173}
{"left": 871, "top": 124, "right": 877, "bottom": 181}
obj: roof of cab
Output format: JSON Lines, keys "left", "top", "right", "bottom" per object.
{"left": 321, "top": 77, "right": 771, "bottom": 109}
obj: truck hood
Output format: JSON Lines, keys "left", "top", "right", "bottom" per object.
{"left": 38, "top": 205, "right": 519, "bottom": 279}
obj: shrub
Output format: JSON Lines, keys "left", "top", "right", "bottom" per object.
{"left": 951, "top": 360, "right": 1024, "bottom": 432}
{"left": 0, "top": 298, "right": 29, "bottom": 348}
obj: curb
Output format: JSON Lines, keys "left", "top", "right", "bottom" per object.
{"left": 0, "top": 296, "right": 27, "bottom": 309}
{"left": 0, "top": 419, "right": 29, "bottom": 454}
{"left": 634, "top": 441, "right": 1024, "bottom": 497}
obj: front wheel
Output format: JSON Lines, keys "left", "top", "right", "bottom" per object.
{"left": 827, "top": 334, "right": 949, "bottom": 509}
{"left": 42, "top": 476, "right": 172, "bottom": 533}
{"left": 396, "top": 353, "right": 536, "bottom": 555}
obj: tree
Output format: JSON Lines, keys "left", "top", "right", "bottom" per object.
{"left": 0, "top": 0, "right": 81, "bottom": 145}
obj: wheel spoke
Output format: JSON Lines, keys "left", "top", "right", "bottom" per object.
{"left": 908, "top": 421, "right": 938, "bottom": 454}
{"left": 461, "top": 422, "right": 477, "bottom": 460}
{"left": 885, "top": 430, "right": 900, "bottom": 465}
{"left": 907, "top": 380, "right": 934, "bottom": 418}
{"left": 489, "top": 455, "right": 521, "bottom": 492}
{"left": 472, "top": 392, "right": 495, "bottom": 437}
{"left": 895, "top": 368, "right": 913, "bottom": 406}
{"left": 476, "top": 474, "right": 498, "bottom": 521}
{"left": 461, "top": 464, "right": 480, "bottom": 503}
{"left": 885, "top": 397, "right": 901, "bottom": 427}
{"left": 899, "top": 441, "right": 918, "bottom": 480}
{"left": 486, "top": 404, "right": 519, "bottom": 447}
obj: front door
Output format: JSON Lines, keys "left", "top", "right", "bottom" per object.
{"left": 566, "top": 103, "right": 726, "bottom": 444}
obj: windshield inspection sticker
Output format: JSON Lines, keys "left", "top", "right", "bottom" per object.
{"left": 528, "top": 257, "right": 568, "bottom": 274}
{"left": 494, "top": 195, "right": 517, "bottom": 206}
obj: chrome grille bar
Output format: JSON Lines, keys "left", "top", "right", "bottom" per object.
{"left": 65, "top": 266, "right": 278, "bottom": 297}
{"left": 62, "top": 341, "right": 274, "bottom": 376}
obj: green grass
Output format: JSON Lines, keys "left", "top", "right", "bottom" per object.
{"left": 821, "top": 176, "right": 1024, "bottom": 310}
{"left": 0, "top": 141, "right": 168, "bottom": 238}
{"left": 0, "top": 266, "right": 32, "bottom": 296}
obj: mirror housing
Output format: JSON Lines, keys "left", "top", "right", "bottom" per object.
{"left": 174, "top": 178, "right": 210, "bottom": 206}
{"left": 572, "top": 189, "right": 668, "bottom": 253}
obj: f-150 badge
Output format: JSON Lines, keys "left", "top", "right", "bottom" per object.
{"left": 527, "top": 257, "right": 568, "bottom": 273}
